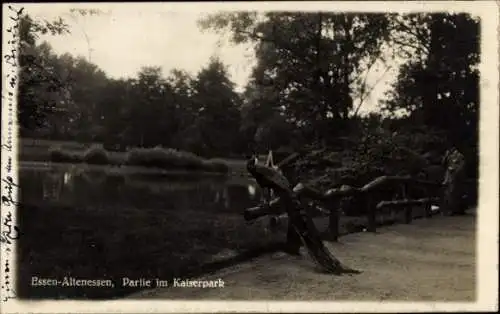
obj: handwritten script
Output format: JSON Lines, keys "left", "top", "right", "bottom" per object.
{"left": 1, "top": 4, "right": 24, "bottom": 303}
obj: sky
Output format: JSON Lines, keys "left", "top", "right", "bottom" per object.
{"left": 25, "top": 4, "right": 255, "bottom": 86}
{"left": 23, "top": 3, "right": 409, "bottom": 114}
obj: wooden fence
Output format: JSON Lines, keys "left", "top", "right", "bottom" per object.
{"left": 244, "top": 175, "right": 445, "bottom": 241}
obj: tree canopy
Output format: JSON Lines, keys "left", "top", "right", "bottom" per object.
{"left": 18, "top": 10, "right": 479, "bottom": 172}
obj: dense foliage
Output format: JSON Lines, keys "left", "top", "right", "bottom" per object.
{"left": 19, "top": 10, "right": 479, "bottom": 183}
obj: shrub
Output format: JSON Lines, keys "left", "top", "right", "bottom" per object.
{"left": 48, "top": 144, "right": 229, "bottom": 174}
{"left": 125, "top": 147, "right": 224, "bottom": 172}
{"left": 83, "top": 146, "right": 110, "bottom": 165}
{"left": 48, "top": 146, "right": 83, "bottom": 163}
{"left": 294, "top": 127, "right": 449, "bottom": 191}
{"left": 126, "top": 147, "right": 174, "bottom": 169}
{"left": 171, "top": 149, "right": 205, "bottom": 170}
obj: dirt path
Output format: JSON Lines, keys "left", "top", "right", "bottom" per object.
{"left": 131, "top": 213, "right": 476, "bottom": 301}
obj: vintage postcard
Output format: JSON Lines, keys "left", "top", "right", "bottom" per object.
{"left": 1, "top": 1, "right": 498, "bottom": 313}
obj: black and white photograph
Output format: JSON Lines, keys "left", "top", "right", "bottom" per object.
{"left": 1, "top": 1, "right": 498, "bottom": 313}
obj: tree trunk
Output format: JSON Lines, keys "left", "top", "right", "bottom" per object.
{"left": 313, "top": 13, "right": 323, "bottom": 143}
{"left": 423, "top": 14, "right": 442, "bottom": 129}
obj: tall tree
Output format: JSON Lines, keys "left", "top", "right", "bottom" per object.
{"left": 191, "top": 57, "right": 243, "bottom": 156}
{"left": 121, "top": 66, "right": 180, "bottom": 147}
{"left": 18, "top": 9, "right": 103, "bottom": 135}
{"left": 166, "top": 69, "right": 199, "bottom": 150}
{"left": 199, "top": 12, "right": 391, "bottom": 145}
{"left": 383, "top": 13, "right": 479, "bottom": 175}
{"left": 18, "top": 14, "right": 70, "bottom": 134}
{"left": 98, "top": 78, "right": 134, "bottom": 148}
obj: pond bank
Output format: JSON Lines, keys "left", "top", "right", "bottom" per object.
{"left": 19, "top": 161, "right": 232, "bottom": 178}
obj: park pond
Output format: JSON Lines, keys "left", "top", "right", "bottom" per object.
{"left": 17, "top": 162, "right": 289, "bottom": 299}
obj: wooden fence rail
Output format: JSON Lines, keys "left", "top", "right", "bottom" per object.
{"left": 244, "top": 175, "right": 446, "bottom": 241}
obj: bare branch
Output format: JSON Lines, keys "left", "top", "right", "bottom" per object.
{"left": 355, "top": 53, "right": 381, "bottom": 102}
{"left": 396, "top": 20, "right": 429, "bottom": 47}
{"left": 391, "top": 37, "right": 429, "bottom": 56}
{"left": 66, "top": 12, "right": 93, "bottom": 62}
{"left": 352, "top": 64, "right": 393, "bottom": 117}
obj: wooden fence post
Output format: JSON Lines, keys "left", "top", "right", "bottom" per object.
{"left": 329, "top": 199, "right": 339, "bottom": 241}
{"left": 402, "top": 182, "right": 412, "bottom": 224}
{"left": 367, "top": 194, "right": 376, "bottom": 232}
{"left": 424, "top": 187, "right": 433, "bottom": 218}
{"left": 404, "top": 205, "right": 413, "bottom": 224}
{"left": 424, "top": 202, "right": 433, "bottom": 218}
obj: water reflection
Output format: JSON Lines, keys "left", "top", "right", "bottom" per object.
{"left": 22, "top": 165, "right": 262, "bottom": 214}
{"left": 213, "top": 186, "right": 230, "bottom": 208}
{"left": 42, "top": 170, "right": 63, "bottom": 201}
{"left": 247, "top": 184, "right": 257, "bottom": 199}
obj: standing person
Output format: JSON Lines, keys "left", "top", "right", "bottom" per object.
{"left": 441, "top": 146, "right": 467, "bottom": 215}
